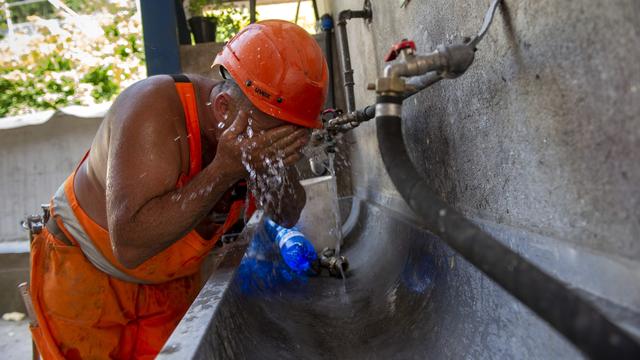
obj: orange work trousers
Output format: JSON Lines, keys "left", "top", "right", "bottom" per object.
{"left": 29, "top": 229, "right": 201, "bottom": 359}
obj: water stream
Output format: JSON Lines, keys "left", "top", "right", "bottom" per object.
{"left": 327, "top": 151, "right": 347, "bottom": 286}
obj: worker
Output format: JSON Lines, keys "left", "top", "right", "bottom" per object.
{"left": 28, "top": 20, "right": 328, "bottom": 359}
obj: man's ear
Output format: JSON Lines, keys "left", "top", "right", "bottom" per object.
{"left": 213, "top": 92, "right": 232, "bottom": 123}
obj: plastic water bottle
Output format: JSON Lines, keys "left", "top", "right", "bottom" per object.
{"left": 264, "top": 218, "right": 318, "bottom": 273}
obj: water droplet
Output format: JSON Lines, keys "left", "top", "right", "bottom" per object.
{"left": 218, "top": 122, "right": 225, "bottom": 129}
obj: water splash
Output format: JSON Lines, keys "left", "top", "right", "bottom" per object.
{"left": 247, "top": 118, "right": 254, "bottom": 138}
{"left": 327, "top": 152, "right": 344, "bottom": 282}
{"left": 240, "top": 119, "right": 288, "bottom": 216}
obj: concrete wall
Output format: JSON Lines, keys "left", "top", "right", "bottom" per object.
{"left": 0, "top": 115, "right": 101, "bottom": 243}
{"left": 329, "top": 0, "right": 640, "bottom": 355}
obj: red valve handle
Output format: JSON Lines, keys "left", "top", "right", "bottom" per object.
{"left": 384, "top": 39, "right": 416, "bottom": 62}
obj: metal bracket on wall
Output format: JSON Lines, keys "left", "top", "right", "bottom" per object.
{"left": 363, "top": 0, "right": 373, "bottom": 24}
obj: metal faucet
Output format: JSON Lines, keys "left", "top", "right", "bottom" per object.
{"left": 374, "top": 0, "right": 501, "bottom": 118}
{"left": 322, "top": 0, "right": 502, "bottom": 134}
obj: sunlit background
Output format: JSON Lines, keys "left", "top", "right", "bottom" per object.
{"left": 0, "top": 0, "right": 320, "bottom": 118}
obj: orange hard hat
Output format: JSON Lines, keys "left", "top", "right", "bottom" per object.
{"left": 212, "top": 20, "right": 328, "bottom": 129}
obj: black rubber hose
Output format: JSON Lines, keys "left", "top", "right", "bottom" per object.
{"left": 375, "top": 113, "right": 640, "bottom": 358}
{"left": 354, "top": 105, "right": 376, "bottom": 123}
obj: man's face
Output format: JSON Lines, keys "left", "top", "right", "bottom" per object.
{"left": 243, "top": 102, "right": 310, "bottom": 140}
{"left": 246, "top": 105, "right": 287, "bottom": 132}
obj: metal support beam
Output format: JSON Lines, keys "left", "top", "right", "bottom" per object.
{"left": 140, "top": 0, "right": 182, "bottom": 76}
{"left": 249, "top": 0, "right": 257, "bottom": 23}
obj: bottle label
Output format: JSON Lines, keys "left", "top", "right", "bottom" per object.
{"left": 277, "top": 230, "right": 300, "bottom": 249}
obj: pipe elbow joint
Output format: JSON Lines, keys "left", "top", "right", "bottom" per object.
{"left": 338, "top": 9, "right": 367, "bottom": 23}
{"left": 437, "top": 44, "right": 476, "bottom": 79}
{"left": 337, "top": 9, "right": 351, "bottom": 23}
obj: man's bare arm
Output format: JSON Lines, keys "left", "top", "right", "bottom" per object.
{"left": 105, "top": 80, "right": 239, "bottom": 268}
{"left": 106, "top": 81, "right": 305, "bottom": 268}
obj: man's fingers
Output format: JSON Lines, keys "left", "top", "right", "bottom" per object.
{"left": 260, "top": 125, "right": 299, "bottom": 145}
{"left": 280, "top": 137, "right": 307, "bottom": 158}
{"left": 271, "top": 128, "right": 309, "bottom": 151}
{"left": 227, "top": 110, "right": 248, "bottom": 136}
{"left": 283, "top": 153, "right": 302, "bottom": 167}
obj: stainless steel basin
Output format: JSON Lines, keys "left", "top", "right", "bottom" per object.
{"left": 158, "top": 200, "right": 583, "bottom": 359}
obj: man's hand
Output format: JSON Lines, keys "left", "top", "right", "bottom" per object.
{"left": 212, "top": 110, "right": 309, "bottom": 180}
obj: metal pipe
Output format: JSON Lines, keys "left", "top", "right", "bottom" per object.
{"left": 294, "top": 0, "right": 302, "bottom": 24}
{"left": 323, "top": 1, "right": 374, "bottom": 242}
{"left": 383, "top": 51, "right": 447, "bottom": 78}
{"left": 336, "top": 18, "right": 355, "bottom": 113}
{"left": 311, "top": 0, "right": 319, "bottom": 21}
{"left": 336, "top": 3, "right": 372, "bottom": 113}
{"left": 249, "top": 0, "right": 256, "bottom": 23}
{"left": 404, "top": 72, "right": 443, "bottom": 98}
{"left": 320, "top": 14, "right": 336, "bottom": 109}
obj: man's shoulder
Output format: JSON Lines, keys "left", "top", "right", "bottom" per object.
{"left": 109, "top": 75, "right": 183, "bottom": 126}
{"left": 101, "top": 75, "right": 190, "bottom": 163}
{"left": 119, "top": 75, "right": 178, "bottom": 104}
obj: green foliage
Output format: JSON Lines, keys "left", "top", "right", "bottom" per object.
{"left": 0, "top": 2, "right": 145, "bottom": 117}
{"left": 188, "top": 0, "right": 213, "bottom": 17}
{"left": 81, "top": 65, "right": 119, "bottom": 102}
{"left": 64, "top": 0, "right": 113, "bottom": 14}
{"left": 0, "top": 67, "right": 77, "bottom": 117}
{"left": 5, "top": 0, "right": 55, "bottom": 23}
{"left": 187, "top": 0, "right": 252, "bottom": 43}
{"left": 208, "top": 6, "right": 251, "bottom": 43}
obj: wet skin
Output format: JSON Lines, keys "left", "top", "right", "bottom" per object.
{"left": 73, "top": 74, "right": 309, "bottom": 269}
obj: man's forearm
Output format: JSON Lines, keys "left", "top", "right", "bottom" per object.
{"left": 111, "top": 161, "right": 239, "bottom": 267}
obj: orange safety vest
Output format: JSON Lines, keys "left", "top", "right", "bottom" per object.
{"left": 29, "top": 76, "right": 251, "bottom": 359}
